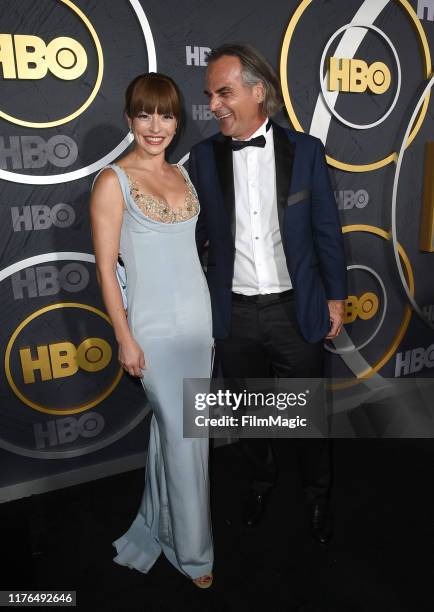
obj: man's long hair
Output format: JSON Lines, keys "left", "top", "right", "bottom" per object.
{"left": 206, "top": 43, "right": 283, "bottom": 117}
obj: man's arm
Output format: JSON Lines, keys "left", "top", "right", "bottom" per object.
{"left": 310, "top": 139, "right": 347, "bottom": 338}
{"left": 189, "top": 147, "right": 209, "bottom": 258}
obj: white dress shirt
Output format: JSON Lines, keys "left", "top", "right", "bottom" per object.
{"left": 232, "top": 119, "right": 292, "bottom": 295}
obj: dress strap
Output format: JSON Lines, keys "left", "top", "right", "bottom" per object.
{"left": 92, "top": 164, "right": 114, "bottom": 190}
{"left": 175, "top": 163, "right": 199, "bottom": 199}
{"left": 92, "top": 164, "right": 131, "bottom": 208}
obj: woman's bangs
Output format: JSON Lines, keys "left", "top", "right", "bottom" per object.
{"left": 131, "top": 80, "right": 175, "bottom": 117}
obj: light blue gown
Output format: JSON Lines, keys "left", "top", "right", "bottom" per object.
{"left": 100, "top": 163, "right": 214, "bottom": 579}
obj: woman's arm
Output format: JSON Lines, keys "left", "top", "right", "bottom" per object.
{"left": 90, "top": 169, "right": 145, "bottom": 377}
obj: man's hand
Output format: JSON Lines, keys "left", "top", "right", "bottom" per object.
{"left": 325, "top": 299, "right": 345, "bottom": 340}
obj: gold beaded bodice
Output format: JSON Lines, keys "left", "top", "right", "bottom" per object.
{"left": 124, "top": 165, "right": 199, "bottom": 224}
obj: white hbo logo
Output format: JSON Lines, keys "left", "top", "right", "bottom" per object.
{"left": 11, "top": 203, "right": 76, "bottom": 232}
{"left": 0, "top": 135, "right": 78, "bottom": 170}
{"left": 417, "top": 0, "right": 434, "bottom": 21}
{"left": 422, "top": 305, "right": 434, "bottom": 323}
{"left": 192, "top": 105, "right": 213, "bottom": 120}
{"left": 335, "top": 190, "right": 369, "bottom": 210}
{"left": 186, "top": 46, "right": 211, "bottom": 66}
{"left": 395, "top": 344, "right": 434, "bottom": 376}
{"left": 11, "top": 263, "right": 90, "bottom": 300}
{"left": 34, "top": 411, "right": 105, "bottom": 449}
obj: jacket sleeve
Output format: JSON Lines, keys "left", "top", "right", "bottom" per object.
{"left": 189, "top": 146, "right": 209, "bottom": 258}
{"left": 310, "top": 139, "right": 347, "bottom": 300}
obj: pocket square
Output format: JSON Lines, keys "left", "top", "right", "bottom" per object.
{"left": 287, "top": 189, "right": 311, "bottom": 206}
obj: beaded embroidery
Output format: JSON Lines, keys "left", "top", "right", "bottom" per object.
{"left": 126, "top": 167, "right": 199, "bottom": 223}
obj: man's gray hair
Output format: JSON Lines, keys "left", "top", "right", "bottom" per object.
{"left": 206, "top": 43, "right": 283, "bottom": 117}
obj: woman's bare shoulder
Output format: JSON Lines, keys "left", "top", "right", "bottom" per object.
{"left": 91, "top": 167, "right": 124, "bottom": 213}
{"left": 93, "top": 166, "right": 119, "bottom": 188}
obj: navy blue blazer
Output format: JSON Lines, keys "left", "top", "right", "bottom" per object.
{"left": 189, "top": 121, "right": 347, "bottom": 343}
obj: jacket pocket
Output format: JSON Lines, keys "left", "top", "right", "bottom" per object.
{"left": 286, "top": 189, "right": 311, "bottom": 207}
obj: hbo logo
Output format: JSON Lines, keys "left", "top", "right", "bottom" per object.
{"left": 328, "top": 57, "right": 391, "bottom": 94}
{"left": 344, "top": 292, "right": 379, "bottom": 324}
{"left": 11, "top": 263, "right": 89, "bottom": 300}
{"left": 20, "top": 338, "right": 112, "bottom": 384}
{"left": 186, "top": 46, "right": 211, "bottom": 66}
{"left": 395, "top": 344, "right": 434, "bottom": 377}
{"left": 422, "top": 304, "right": 434, "bottom": 323}
{"left": 11, "top": 203, "right": 75, "bottom": 232}
{"left": 33, "top": 412, "right": 105, "bottom": 449}
{"left": 0, "top": 34, "right": 87, "bottom": 80}
{"left": 417, "top": 1, "right": 434, "bottom": 21}
{"left": 192, "top": 104, "right": 213, "bottom": 120}
{"left": 0, "top": 136, "right": 78, "bottom": 170}
{"left": 335, "top": 190, "right": 369, "bottom": 210}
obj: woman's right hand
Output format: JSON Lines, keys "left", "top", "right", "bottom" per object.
{"left": 118, "top": 338, "right": 146, "bottom": 378}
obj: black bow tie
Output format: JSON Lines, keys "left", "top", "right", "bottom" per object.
{"left": 230, "top": 135, "right": 266, "bottom": 151}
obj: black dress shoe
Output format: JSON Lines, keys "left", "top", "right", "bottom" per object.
{"left": 310, "top": 501, "right": 333, "bottom": 545}
{"left": 242, "top": 489, "right": 268, "bottom": 527}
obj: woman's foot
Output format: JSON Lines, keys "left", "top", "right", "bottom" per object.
{"left": 192, "top": 572, "right": 213, "bottom": 589}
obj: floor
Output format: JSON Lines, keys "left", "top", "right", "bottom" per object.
{"left": 1, "top": 439, "right": 433, "bottom": 611}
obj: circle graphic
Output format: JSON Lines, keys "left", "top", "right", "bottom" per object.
{"left": 280, "top": 0, "right": 431, "bottom": 172}
{"left": 326, "top": 264, "right": 387, "bottom": 354}
{"left": 319, "top": 24, "right": 401, "bottom": 130}
{"left": 0, "top": 0, "right": 103, "bottom": 129}
{"left": 391, "top": 73, "right": 434, "bottom": 330}
{"left": 330, "top": 225, "right": 414, "bottom": 389}
{"left": 0, "top": 0, "right": 157, "bottom": 185}
{"left": 5, "top": 302, "right": 123, "bottom": 415}
{"left": 0, "top": 252, "right": 151, "bottom": 459}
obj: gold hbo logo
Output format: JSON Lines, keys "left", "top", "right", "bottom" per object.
{"left": 344, "top": 292, "right": 379, "bottom": 324}
{"left": 0, "top": 0, "right": 103, "bottom": 130}
{"left": 20, "top": 338, "right": 111, "bottom": 383}
{"left": 280, "top": 1, "right": 431, "bottom": 172}
{"left": 5, "top": 303, "right": 122, "bottom": 415}
{"left": 0, "top": 0, "right": 156, "bottom": 184}
{"left": 0, "top": 34, "right": 87, "bottom": 81}
{"left": 328, "top": 58, "right": 391, "bottom": 94}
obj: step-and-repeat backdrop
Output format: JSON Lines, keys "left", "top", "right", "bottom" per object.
{"left": 1, "top": 0, "right": 433, "bottom": 500}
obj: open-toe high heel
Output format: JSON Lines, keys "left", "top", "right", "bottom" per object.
{"left": 192, "top": 572, "right": 213, "bottom": 589}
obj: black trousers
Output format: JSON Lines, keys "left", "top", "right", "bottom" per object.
{"left": 215, "top": 291, "right": 331, "bottom": 505}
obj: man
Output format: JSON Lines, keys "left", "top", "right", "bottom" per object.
{"left": 189, "top": 44, "right": 347, "bottom": 543}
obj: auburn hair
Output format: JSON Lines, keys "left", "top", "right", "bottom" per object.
{"left": 124, "top": 73, "right": 182, "bottom": 124}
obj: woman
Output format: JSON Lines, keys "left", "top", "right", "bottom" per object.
{"left": 90, "top": 73, "right": 213, "bottom": 588}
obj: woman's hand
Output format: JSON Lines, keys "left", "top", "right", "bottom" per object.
{"left": 118, "top": 338, "right": 146, "bottom": 378}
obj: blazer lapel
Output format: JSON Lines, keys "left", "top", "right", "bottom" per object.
{"left": 272, "top": 121, "right": 295, "bottom": 236}
{"left": 212, "top": 135, "right": 235, "bottom": 240}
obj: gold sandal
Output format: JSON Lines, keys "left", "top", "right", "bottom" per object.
{"left": 192, "top": 572, "right": 213, "bottom": 589}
